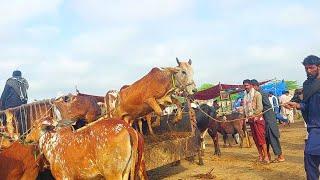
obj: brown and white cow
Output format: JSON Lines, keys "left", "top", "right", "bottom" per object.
{"left": 0, "top": 142, "right": 42, "bottom": 180}
{"left": 115, "top": 58, "right": 196, "bottom": 126}
{"left": 39, "top": 118, "right": 147, "bottom": 180}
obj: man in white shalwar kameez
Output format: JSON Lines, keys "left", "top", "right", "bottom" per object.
{"left": 279, "top": 91, "right": 294, "bottom": 123}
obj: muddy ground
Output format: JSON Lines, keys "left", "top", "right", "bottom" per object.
{"left": 148, "top": 119, "right": 306, "bottom": 180}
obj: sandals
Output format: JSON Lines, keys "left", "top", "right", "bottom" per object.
{"left": 271, "top": 158, "right": 285, "bottom": 163}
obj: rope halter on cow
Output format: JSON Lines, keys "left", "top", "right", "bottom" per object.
{"left": 171, "top": 73, "right": 195, "bottom": 94}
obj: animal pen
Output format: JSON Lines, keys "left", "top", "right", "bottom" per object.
{"left": 143, "top": 99, "right": 202, "bottom": 170}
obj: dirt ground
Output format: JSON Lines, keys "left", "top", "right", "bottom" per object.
{"left": 148, "top": 119, "right": 306, "bottom": 180}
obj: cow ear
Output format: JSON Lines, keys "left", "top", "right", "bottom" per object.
{"left": 166, "top": 67, "right": 180, "bottom": 74}
{"left": 176, "top": 57, "right": 180, "bottom": 66}
{"left": 188, "top": 59, "right": 192, "bottom": 65}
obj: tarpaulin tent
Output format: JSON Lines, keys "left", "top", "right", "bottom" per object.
{"left": 260, "top": 80, "right": 287, "bottom": 96}
{"left": 193, "top": 80, "right": 271, "bottom": 100}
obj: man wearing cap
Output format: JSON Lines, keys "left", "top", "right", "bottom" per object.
{"left": 0, "top": 70, "right": 29, "bottom": 110}
{"left": 251, "top": 79, "right": 285, "bottom": 163}
{"left": 286, "top": 55, "right": 320, "bottom": 180}
{"left": 242, "top": 79, "right": 269, "bottom": 163}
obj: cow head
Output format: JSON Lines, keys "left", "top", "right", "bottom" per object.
{"left": 173, "top": 58, "right": 197, "bottom": 95}
{"left": 25, "top": 116, "right": 55, "bottom": 143}
{"left": 53, "top": 94, "right": 101, "bottom": 123}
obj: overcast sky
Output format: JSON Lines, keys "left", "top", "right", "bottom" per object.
{"left": 0, "top": 0, "right": 319, "bottom": 101}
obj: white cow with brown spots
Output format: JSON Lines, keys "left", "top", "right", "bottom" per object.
{"left": 39, "top": 118, "right": 147, "bottom": 180}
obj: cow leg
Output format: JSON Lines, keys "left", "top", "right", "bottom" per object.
{"left": 208, "top": 128, "right": 221, "bottom": 156}
{"left": 222, "top": 133, "right": 228, "bottom": 147}
{"left": 172, "top": 98, "right": 182, "bottom": 123}
{"left": 200, "top": 128, "right": 208, "bottom": 156}
{"left": 151, "top": 115, "right": 161, "bottom": 127}
{"left": 144, "top": 98, "right": 162, "bottom": 116}
{"left": 239, "top": 131, "right": 244, "bottom": 148}
{"left": 138, "top": 119, "right": 144, "bottom": 135}
{"left": 145, "top": 114, "right": 154, "bottom": 135}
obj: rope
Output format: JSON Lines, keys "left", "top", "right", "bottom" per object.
{"left": 188, "top": 97, "right": 282, "bottom": 123}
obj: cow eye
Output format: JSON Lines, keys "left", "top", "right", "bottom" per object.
{"left": 182, "top": 70, "right": 187, "bottom": 75}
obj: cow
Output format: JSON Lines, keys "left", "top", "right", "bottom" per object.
{"left": 114, "top": 58, "right": 196, "bottom": 128}
{"left": 52, "top": 93, "right": 101, "bottom": 123}
{"left": 194, "top": 104, "right": 246, "bottom": 156}
{"left": 39, "top": 118, "right": 147, "bottom": 180}
{"left": 0, "top": 93, "right": 102, "bottom": 149}
{"left": 0, "top": 142, "right": 42, "bottom": 180}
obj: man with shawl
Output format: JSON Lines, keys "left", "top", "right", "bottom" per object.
{"left": 0, "top": 70, "right": 29, "bottom": 110}
{"left": 242, "top": 79, "right": 268, "bottom": 163}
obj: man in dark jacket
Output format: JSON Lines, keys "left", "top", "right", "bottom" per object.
{"left": 0, "top": 70, "right": 29, "bottom": 110}
{"left": 286, "top": 55, "right": 320, "bottom": 180}
{"left": 251, "top": 79, "right": 285, "bottom": 163}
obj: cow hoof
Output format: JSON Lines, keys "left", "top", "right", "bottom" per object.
{"left": 214, "top": 151, "right": 221, "bottom": 156}
{"left": 198, "top": 158, "right": 204, "bottom": 165}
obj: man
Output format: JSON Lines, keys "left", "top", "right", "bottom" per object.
{"left": 0, "top": 70, "right": 29, "bottom": 136}
{"left": 268, "top": 92, "right": 279, "bottom": 112}
{"left": 242, "top": 79, "right": 269, "bottom": 163}
{"left": 269, "top": 92, "right": 289, "bottom": 125}
{"left": 286, "top": 55, "right": 320, "bottom": 180}
{"left": 279, "top": 90, "right": 294, "bottom": 123}
{"left": 0, "top": 70, "right": 29, "bottom": 110}
{"left": 251, "top": 79, "right": 285, "bottom": 163}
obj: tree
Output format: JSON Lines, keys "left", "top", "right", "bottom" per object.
{"left": 285, "top": 80, "right": 299, "bottom": 90}
{"left": 198, "top": 83, "right": 214, "bottom": 91}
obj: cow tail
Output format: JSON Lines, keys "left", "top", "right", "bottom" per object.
{"left": 129, "top": 129, "right": 138, "bottom": 180}
{"left": 136, "top": 132, "right": 147, "bottom": 180}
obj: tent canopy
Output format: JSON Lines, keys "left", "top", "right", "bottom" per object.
{"left": 193, "top": 80, "right": 270, "bottom": 100}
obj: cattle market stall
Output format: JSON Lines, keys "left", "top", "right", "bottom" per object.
{"left": 143, "top": 99, "right": 202, "bottom": 171}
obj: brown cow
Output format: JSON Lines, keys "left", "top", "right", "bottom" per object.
{"left": 115, "top": 58, "right": 196, "bottom": 126}
{"left": 39, "top": 118, "right": 147, "bottom": 180}
{"left": 0, "top": 142, "right": 42, "bottom": 180}
{"left": 0, "top": 93, "right": 101, "bottom": 149}
{"left": 53, "top": 93, "right": 101, "bottom": 123}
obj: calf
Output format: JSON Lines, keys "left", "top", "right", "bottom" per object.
{"left": 39, "top": 118, "right": 147, "bottom": 180}
{"left": 0, "top": 142, "right": 42, "bottom": 180}
{"left": 195, "top": 104, "right": 245, "bottom": 156}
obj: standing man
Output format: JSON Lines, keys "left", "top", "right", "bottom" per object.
{"left": 280, "top": 90, "right": 294, "bottom": 123}
{"left": 268, "top": 92, "right": 279, "bottom": 112}
{"left": 0, "top": 70, "right": 29, "bottom": 110}
{"left": 251, "top": 79, "right": 285, "bottom": 163}
{"left": 286, "top": 55, "right": 320, "bottom": 180}
{"left": 242, "top": 79, "right": 269, "bottom": 163}
{"left": 269, "top": 91, "right": 289, "bottom": 125}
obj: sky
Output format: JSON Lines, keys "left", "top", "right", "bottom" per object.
{"left": 0, "top": 0, "right": 319, "bottom": 101}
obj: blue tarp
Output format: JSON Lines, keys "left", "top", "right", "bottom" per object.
{"left": 261, "top": 80, "right": 287, "bottom": 96}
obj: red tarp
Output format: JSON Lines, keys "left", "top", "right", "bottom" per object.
{"left": 193, "top": 80, "right": 270, "bottom": 100}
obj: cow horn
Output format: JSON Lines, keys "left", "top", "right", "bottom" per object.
{"left": 176, "top": 57, "right": 180, "bottom": 65}
{"left": 188, "top": 59, "right": 192, "bottom": 65}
